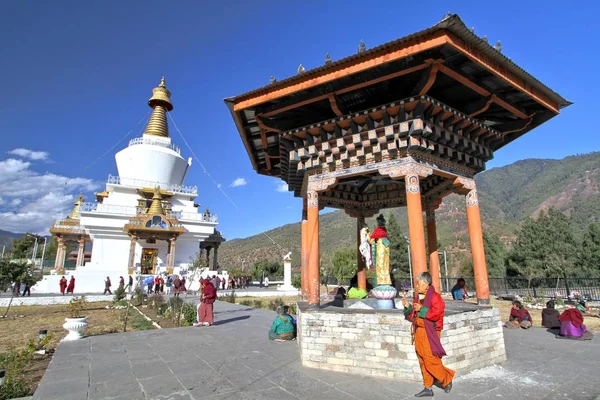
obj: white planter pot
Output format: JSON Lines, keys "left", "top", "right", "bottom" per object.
{"left": 62, "top": 317, "right": 88, "bottom": 341}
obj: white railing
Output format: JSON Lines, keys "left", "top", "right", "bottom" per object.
{"left": 79, "top": 202, "right": 218, "bottom": 223}
{"left": 79, "top": 202, "right": 137, "bottom": 216}
{"left": 51, "top": 224, "right": 87, "bottom": 234}
{"left": 107, "top": 175, "right": 198, "bottom": 195}
{"left": 128, "top": 136, "right": 181, "bottom": 154}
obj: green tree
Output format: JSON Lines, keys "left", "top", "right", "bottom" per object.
{"left": 509, "top": 209, "right": 578, "bottom": 291}
{"left": 329, "top": 247, "right": 356, "bottom": 284}
{"left": 0, "top": 259, "right": 41, "bottom": 317}
{"left": 483, "top": 232, "right": 507, "bottom": 277}
{"left": 579, "top": 223, "right": 600, "bottom": 277}
{"left": 252, "top": 260, "right": 282, "bottom": 280}
{"left": 386, "top": 212, "right": 409, "bottom": 276}
{"left": 11, "top": 233, "right": 44, "bottom": 259}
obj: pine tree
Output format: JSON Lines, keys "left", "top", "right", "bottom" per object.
{"left": 330, "top": 247, "right": 357, "bottom": 284}
{"left": 579, "top": 223, "right": 600, "bottom": 277}
{"left": 386, "top": 212, "right": 409, "bottom": 277}
{"left": 483, "top": 232, "right": 507, "bottom": 277}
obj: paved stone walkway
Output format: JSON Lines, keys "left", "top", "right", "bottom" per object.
{"left": 33, "top": 302, "right": 600, "bottom": 400}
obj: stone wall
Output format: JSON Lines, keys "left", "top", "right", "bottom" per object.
{"left": 297, "top": 303, "right": 506, "bottom": 381}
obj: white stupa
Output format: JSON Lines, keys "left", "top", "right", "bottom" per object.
{"left": 35, "top": 78, "right": 224, "bottom": 293}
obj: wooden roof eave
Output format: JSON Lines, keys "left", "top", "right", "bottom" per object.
{"left": 224, "top": 98, "right": 259, "bottom": 173}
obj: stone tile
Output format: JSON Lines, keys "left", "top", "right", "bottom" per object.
{"left": 32, "top": 381, "right": 88, "bottom": 400}
{"left": 131, "top": 360, "right": 173, "bottom": 379}
{"left": 38, "top": 364, "right": 89, "bottom": 385}
{"left": 138, "top": 375, "right": 188, "bottom": 398}
{"left": 88, "top": 379, "right": 142, "bottom": 400}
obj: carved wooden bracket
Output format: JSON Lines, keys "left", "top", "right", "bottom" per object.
{"left": 378, "top": 162, "right": 433, "bottom": 180}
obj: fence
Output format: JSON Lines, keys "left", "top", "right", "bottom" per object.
{"left": 322, "top": 275, "right": 600, "bottom": 302}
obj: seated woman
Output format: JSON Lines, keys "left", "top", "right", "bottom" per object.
{"left": 451, "top": 278, "right": 467, "bottom": 301}
{"left": 505, "top": 300, "right": 532, "bottom": 329}
{"left": 542, "top": 300, "right": 561, "bottom": 329}
{"left": 558, "top": 308, "right": 593, "bottom": 340}
{"left": 269, "top": 306, "right": 296, "bottom": 341}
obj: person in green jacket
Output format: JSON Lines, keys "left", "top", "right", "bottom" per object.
{"left": 269, "top": 306, "right": 296, "bottom": 341}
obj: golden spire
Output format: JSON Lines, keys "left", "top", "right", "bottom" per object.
{"left": 68, "top": 193, "right": 84, "bottom": 219}
{"left": 148, "top": 186, "right": 165, "bottom": 215}
{"left": 143, "top": 77, "right": 173, "bottom": 138}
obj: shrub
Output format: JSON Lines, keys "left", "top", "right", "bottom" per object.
{"left": 239, "top": 299, "right": 253, "bottom": 307}
{"left": 68, "top": 296, "right": 87, "bottom": 318}
{"left": 133, "top": 286, "right": 145, "bottom": 306}
{"left": 223, "top": 290, "right": 236, "bottom": 304}
{"left": 148, "top": 293, "right": 166, "bottom": 314}
{"left": 113, "top": 286, "right": 126, "bottom": 303}
{"left": 181, "top": 303, "right": 197, "bottom": 326}
{"left": 267, "top": 297, "right": 284, "bottom": 311}
{"left": 292, "top": 273, "right": 301, "bottom": 289}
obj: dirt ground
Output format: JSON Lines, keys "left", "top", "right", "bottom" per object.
{"left": 0, "top": 302, "right": 150, "bottom": 354}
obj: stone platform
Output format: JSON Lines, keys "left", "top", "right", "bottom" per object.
{"left": 297, "top": 301, "right": 505, "bottom": 381}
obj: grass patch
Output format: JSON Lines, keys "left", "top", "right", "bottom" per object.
{"left": 237, "top": 296, "right": 301, "bottom": 314}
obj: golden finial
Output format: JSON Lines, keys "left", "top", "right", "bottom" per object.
{"left": 143, "top": 77, "right": 173, "bottom": 138}
{"left": 148, "top": 186, "right": 165, "bottom": 215}
{"left": 68, "top": 193, "right": 84, "bottom": 219}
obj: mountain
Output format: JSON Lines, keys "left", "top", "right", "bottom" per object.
{"left": 218, "top": 152, "right": 600, "bottom": 273}
{"left": 0, "top": 229, "right": 22, "bottom": 252}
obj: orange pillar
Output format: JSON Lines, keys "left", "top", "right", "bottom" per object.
{"left": 405, "top": 174, "right": 427, "bottom": 284}
{"left": 465, "top": 188, "right": 490, "bottom": 304}
{"left": 301, "top": 197, "right": 308, "bottom": 299}
{"left": 356, "top": 215, "right": 367, "bottom": 291}
{"left": 306, "top": 190, "right": 320, "bottom": 308}
{"left": 426, "top": 210, "right": 441, "bottom": 293}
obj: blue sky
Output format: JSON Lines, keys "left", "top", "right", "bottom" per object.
{"left": 0, "top": 1, "right": 598, "bottom": 239}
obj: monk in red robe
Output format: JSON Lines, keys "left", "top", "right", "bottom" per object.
{"left": 59, "top": 276, "right": 67, "bottom": 295}
{"left": 403, "top": 272, "right": 455, "bottom": 397}
{"left": 196, "top": 278, "right": 217, "bottom": 326}
{"left": 67, "top": 277, "right": 75, "bottom": 294}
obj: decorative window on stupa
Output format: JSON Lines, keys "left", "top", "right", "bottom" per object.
{"left": 146, "top": 216, "right": 167, "bottom": 229}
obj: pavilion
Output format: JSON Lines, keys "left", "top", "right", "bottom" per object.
{"left": 225, "top": 14, "right": 570, "bottom": 307}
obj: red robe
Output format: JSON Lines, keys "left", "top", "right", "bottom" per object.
{"left": 67, "top": 277, "right": 75, "bottom": 293}
{"left": 59, "top": 278, "right": 67, "bottom": 294}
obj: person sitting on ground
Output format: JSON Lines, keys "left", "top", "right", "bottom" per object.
{"left": 451, "top": 278, "right": 467, "bottom": 301}
{"left": 505, "top": 300, "right": 532, "bottom": 329}
{"left": 269, "top": 306, "right": 295, "bottom": 341}
{"left": 542, "top": 300, "right": 561, "bottom": 329}
{"left": 576, "top": 297, "right": 589, "bottom": 314}
{"left": 283, "top": 305, "right": 296, "bottom": 326}
{"left": 558, "top": 307, "right": 593, "bottom": 340}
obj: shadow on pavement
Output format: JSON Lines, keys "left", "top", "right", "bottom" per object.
{"left": 214, "top": 315, "right": 251, "bottom": 325}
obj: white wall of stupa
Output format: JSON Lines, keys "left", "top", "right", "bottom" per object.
{"left": 33, "top": 78, "right": 224, "bottom": 294}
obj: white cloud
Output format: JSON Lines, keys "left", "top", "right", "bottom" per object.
{"left": 7, "top": 148, "right": 50, "bottom": 161}
{"left": 0, "top": 157, "right": 99, "bottom": 234}
{"left": 230, "top": 177, "right": 247, "bottom": 187}
{"left": 275, "top": 182, "right": 288, "bottom": 192}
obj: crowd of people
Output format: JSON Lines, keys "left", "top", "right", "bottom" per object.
{"left": 506, "top": 298, "right": 595, "bottom": 340}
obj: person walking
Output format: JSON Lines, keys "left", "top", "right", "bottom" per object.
{"left": 165, "top": 276, "right": 173, "bottom": 295}
{"left": 67, "top": 276, "right": 75, "bottom": 294}
{"left": 195, "top": 278, "right": 217, "bottom": 326}
{"left": 125, "top": 275, "right": 133, "bottom": 292}
{"left": 103, "top": 276, "right": 112, "bottom": 295}
{"left": 59, "top": 276, "right": 68, "bottom": 295}
{"left": 160, "top": 276, "right": 165, "bottom": 293}
{"left": 173, "top": 275, "right": 181, "bottom": 297}
{"left": 181, "top": 277, "right": 187, "bottom": 292}
{"left": 22, "top": 283, "right": 31, "bottom": 297}
{"left": 403, "top": 272, "right": 454, "bottom": 397}
{"left": 119, "top": 276, "right": 125, "bottom": 290}
{"left": 154, "top": 275, "right": 160, "bottom": 294}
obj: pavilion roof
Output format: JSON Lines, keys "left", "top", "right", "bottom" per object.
{"left": 226, "top": 14, "right": 570, "bottom": 109}
{"left": 224, "top": 14, "right": 571, "bottom": 180}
